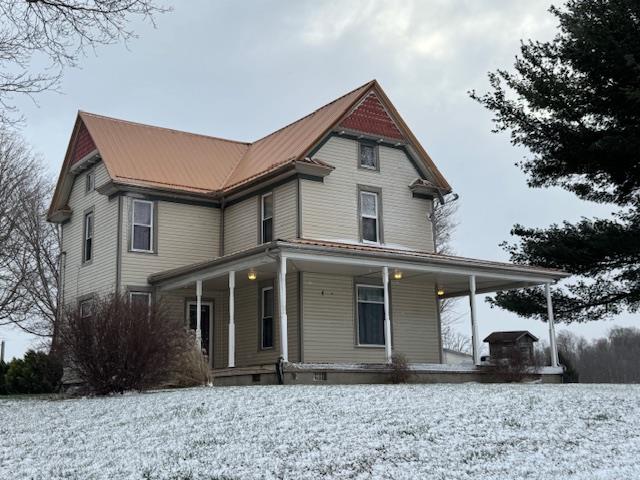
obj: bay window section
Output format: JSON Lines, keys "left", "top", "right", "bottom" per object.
{"left": 360, "top": 190, "right": 379, "bottom": 244}
{"left": 131, "top": 200, "right": 154, "bottom": 252}
{"left": 357, "top": 285, "right": 385, "bottom": 346}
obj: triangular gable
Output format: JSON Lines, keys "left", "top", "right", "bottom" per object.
{"left": 338, "top": 92, "right": 404, "bottom": 140}
{"left": 71, "top": 121, "right": 97, "bottom": 166}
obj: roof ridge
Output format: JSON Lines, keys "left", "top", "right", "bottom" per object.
{"left": 250, "top": 79, "right": 376, "bottom": 144}
{"left": 79, "top": 111, "right": 251, "bottom": 146}
{"left": 219, "top": 79, "right": 376, "bottom": 187}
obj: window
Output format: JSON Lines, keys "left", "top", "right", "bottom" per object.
{"left": 359, "top": 143, "right": 378, "bottom": 170}
{"left": 357, "top": 285, "right": 385, "bottom": 346}
{"left": 261, "top": 193, "right": 273, "bottom": 243}
{"left": 360, "top": 191, "right": 379, "bottom": 243}
{"left": 260, "top": 286, "right": 274, "bottom": 349}
{"left": 85, "top": 170, "right": 95, "bottom": 193}
{"left": 131, "top": 200, "right": 153, "bottom": 252}
{"left": 83, "top": 211, "right": 94, "bottom": 263}
{"left": 79, "top": 299, "right": 93, "bottom": 318}
{"left": 129, "top": 291, "right": 151, "bottom": 308}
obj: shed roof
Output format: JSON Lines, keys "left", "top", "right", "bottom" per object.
{"left": 483, "top": 331, "right": 539, "bottom": 344}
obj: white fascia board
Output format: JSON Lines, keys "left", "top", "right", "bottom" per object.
{"left": 155, "top": 252, "right": 277, "bottom": 291}
{"left": 280, "top": 249, "right": 556, "bottom": 284}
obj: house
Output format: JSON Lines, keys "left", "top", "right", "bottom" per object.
{"left": 48, "top": 80, "right": 568, "bottom": 384}
{"left": 442, "top": 348, "right": 474, "bottom": 365}
{"left": 484, "top": 331, "right": 539, "bottom": 365}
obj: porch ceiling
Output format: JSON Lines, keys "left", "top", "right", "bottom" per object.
{"left": 149, "top": 239, "right": 568, "bottom": 296}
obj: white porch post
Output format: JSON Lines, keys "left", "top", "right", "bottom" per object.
{"left": 382, "top": 266, "right": 392, "bottom": 363}
{"left": 228, "top": 271, "right": 236, "bottom": 368}
{"left": 469, "top": 275, "right": 481, "bottom": 366}
{"left": 279, "top": 255, "right": 288, "bottom": 362}
{"left": 196, "top": 280, "right": 202, "bottom": 348}
{"left": 545, "top": 283, "right": 560, "bottom": 367}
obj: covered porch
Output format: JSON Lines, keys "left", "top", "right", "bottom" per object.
{"left": 149, "top": 239, "right": 568, "bottom": 384}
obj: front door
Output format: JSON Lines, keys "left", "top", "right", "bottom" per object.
{"left": 187, "top": 301, "right": 213, "bottom": 357}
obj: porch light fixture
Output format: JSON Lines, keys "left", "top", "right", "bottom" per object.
{"left": 248, "top": 270, "right": 257, "bottom": 281}
{"left": 437, "top": 289, "right": 445, "bottom": 296}
{"left": 393, "top": 269, "right": 403, "bottom": 280}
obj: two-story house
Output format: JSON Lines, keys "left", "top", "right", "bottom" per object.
{"left": 48, "top": 80, "right": 568, "bottom": 384}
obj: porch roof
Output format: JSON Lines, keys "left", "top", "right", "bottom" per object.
{"left": 148, "top": 239, "right": 569, "bottom": 296}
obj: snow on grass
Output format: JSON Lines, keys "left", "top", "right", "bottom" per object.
{"left": 1, "top": 384, "right": 639, "bottom": 479}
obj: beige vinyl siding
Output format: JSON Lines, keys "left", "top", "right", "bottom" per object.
{"left": 302, "top": 136, "right": 434, "bottom": 251}
{"left": 224, "top": 179, "right": 298, "bottom": 255}
{"left": 223, "top": 196, "right": 257, "bottom": 255}
{"left": 302, "top": 272, "right": 439, "bottom": 363}
{"left": 62, "top": 162, "right": 118, "bottom": 304}
{"left": 120, "top": 198, "right": 219, "bottom": 287}
{"left": 213, "top": 273, "right": 300, "bottom": 368}
{"left": 391, "top": 277, "right": 440, "bottom": 363}
{"left": 273, "top": 180, "right": 297, "bottom": 240}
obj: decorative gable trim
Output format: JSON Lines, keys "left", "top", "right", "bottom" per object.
{"left": 338, "top": 92, "right": 404, "bottom": 141}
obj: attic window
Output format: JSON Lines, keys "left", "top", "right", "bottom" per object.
{"left": 85, "top": 170, "right": 95, "bottom": 193}
{"left": 359, "top": 143, "right": 378, "bottom": 170}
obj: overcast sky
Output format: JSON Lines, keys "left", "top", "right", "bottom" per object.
{"left": 1, "top": 0, "right": 636, "bottom": 360}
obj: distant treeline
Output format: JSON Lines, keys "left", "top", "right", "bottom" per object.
{"left": 554, "top": 327, "right": 640, "bottom": 383}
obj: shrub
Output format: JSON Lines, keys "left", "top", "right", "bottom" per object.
{"left": 3, "top": 350, "right": 62, "bottom": 395}
{"left": 59, "top": 294, "right": 198, "bottom": 395}
{"left": 490, "top": 348, "right": 532, "bottom": 383}
{"left": 167, "top": 337, "right": 212, "bottom": 388}
{"left": 389, "top": 353, "right": 412, "bottom": 384}
{"left": 0, "top": 360, "right": 8, "bottom": 395}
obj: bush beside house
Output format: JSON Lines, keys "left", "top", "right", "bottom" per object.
{"left": 0, "top": 351, "right": 62, "bottom": 395}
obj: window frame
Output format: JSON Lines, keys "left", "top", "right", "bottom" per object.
{"left": 355, "top": 284, "right": 386, "bottom": 347}
{"left": 359, "top": 189, "right": 380, "bottom": 244}
{"left": 85, "top": 169, "right": 95, "bottom": 194}
{"left": 260, "top": 285, "right": 275, "bottom": 350}
{"left": 130, "top": 199, "right": 154, "bottom": 253}
{"left": 82, "top": 209, "right": 94, "bottom": 264}
{"left": 79, "top": 299, "right": 93, "bottom": 318}
{"left": 260, "top": 192, "right": 274, "bottom": 244}
{"left": 358, "top": 142, "right": 379, "bottom": 171}
{"left": 129, "top": 291, "right": 152, "bottom": 308}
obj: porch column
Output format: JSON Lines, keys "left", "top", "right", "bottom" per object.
{"left": 279, "top": 255, "right": 288, "bottom": 362}
{"left": 545, "top": 283, "right": 560, "bottom": 367}
{"left": 469, "top": 275, "right": 480, "bottom": 366}
{"left": 382, "top": 266, "right": 392, "bottom": 363}
{"left": 196, "top": 280, "right": 202, "bottom": 348}
{"left": 228, "top": 271, "right": 236, "bottom": 368}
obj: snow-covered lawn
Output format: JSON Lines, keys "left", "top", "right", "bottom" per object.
{"left": 1, "top": 384, "right": 639, "bottom": 479}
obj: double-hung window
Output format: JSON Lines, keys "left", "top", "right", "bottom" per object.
{"left": 357, "top": 285, "right": 385, "bottom": 346}
{"left": 85, "top": 170, "right": 95, "bottom": 193}
{"left": 260, "top": 286, "right": 274, "bottom": 349}
{"left": 79, "top": 299, "right": 93, "bottom": 318}
{"left": 129, "top": 291, "right": 151, "bottom": 309}
{"left": 131, "top": 200, "right": 154, "bottom": 252}
{"left": 83, "top": 211, "right": 94, "bottom": 263}
{"left": 360, "top": 190, "right": 379, "bottom": 244}
{"left": 261, "top": 193, "right": 273, "bottom": 243}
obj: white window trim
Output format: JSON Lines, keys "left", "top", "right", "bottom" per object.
{"left": 261, "top": 192, "right": 273, "bottom": 244}
{"left": 129, "top": 291, "right": 151, "bottom": 307}
{"left": 83, "top": 211, "right": 94, "bottom": 263}
{"left": 356, "top": 284, "right": 386, "bottom": 347}
{"left": 360, "top": 191, "right": 380, "bottom": 245}
{"left": 260, "top": 286, "right": 274, "bottom": 350}
{"left": 131, "top": 199, "right": 154, "bottom": 253}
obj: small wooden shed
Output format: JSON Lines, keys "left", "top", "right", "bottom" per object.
{"left": 483, "top": 331, "right": 539, "bottom": 365}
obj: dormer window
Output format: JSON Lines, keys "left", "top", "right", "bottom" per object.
{"left": 261, "top": 192, "right": 273, "bottom": 243}
{"left": 85, "top": 170, "right": 95, "bottom": 193}
{"left": 359, "top": 142, "right": 378, "bottom": 171}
